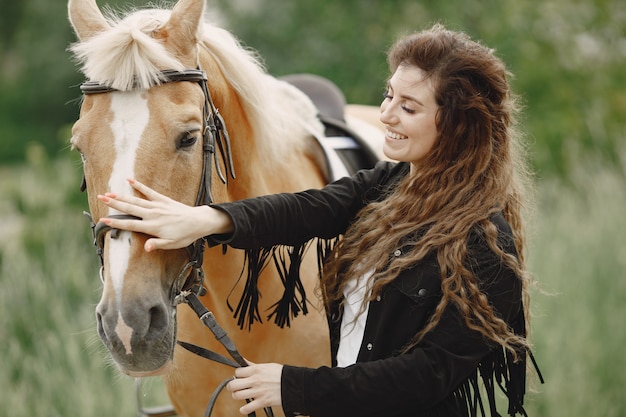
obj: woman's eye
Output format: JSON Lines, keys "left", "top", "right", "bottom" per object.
{"left": 382, "top": 89, "right": 417, "bottom": 114}
{"left": 401, "top": 105, "right": 416, "bottom": 114}
{"left": 177, "top": 132, "right": 199, "bottom": 149}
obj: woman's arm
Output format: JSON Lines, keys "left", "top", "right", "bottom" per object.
{"left": 209, "top": 161, "right": 404, "bottom": 249}
{"left": 97, "top": 179, "right": 234, "bottom": 251}
{"left": 99, "top": 162, "right": 404, "bottom": 251}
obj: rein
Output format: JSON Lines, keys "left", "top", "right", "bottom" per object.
{"left": 80, "top": 69, "right": 272, "bottom": 417}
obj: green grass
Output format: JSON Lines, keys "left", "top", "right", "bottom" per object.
{"left": 524, "top": 155, "right": 626, "bottom": 417}
{"left": 1, "top": 152, "right": 136, "bottom": 416}
{"left": 1, "top": 148, "right": 625, "bottom": 416}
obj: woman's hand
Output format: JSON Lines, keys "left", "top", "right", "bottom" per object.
{"left": 97, "top": 179, "right": 233, "bottom": 252}
{"left": 227, "top": 363, "right": 284, "bottom": 415}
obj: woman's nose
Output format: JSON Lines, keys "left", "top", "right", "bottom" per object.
{"left": 379, "top": 102, "right": 396, "bottom": 125}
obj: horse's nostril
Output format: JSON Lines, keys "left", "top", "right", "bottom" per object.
{"left": 96, "top": 311, "right": 107, "bottom": 342}
{"left": 148, "top": 305, "right": 168, "bottom": 337}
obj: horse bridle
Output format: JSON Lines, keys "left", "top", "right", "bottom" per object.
{"left": 80, "top": 69, "right": 272, "bottom": 417}
{"left": 81, "top": 69, "right": 235, "bottom": 304}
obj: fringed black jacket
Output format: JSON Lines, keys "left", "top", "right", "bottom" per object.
{"left": 209, "top": 161, "right": 541, "bottom": 417}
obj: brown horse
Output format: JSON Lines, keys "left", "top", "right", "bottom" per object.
{"left": 68, "top": 0, "right": 383, "bottom": 415}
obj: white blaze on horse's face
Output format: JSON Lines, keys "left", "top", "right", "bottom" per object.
{"left": 108, "top": 91, "right": 148, "bottom": 304}
{"left": 79, "top": 85, "right": 181, "bottom": 375}
{"left": 106, "top": 91, "right": 149, "bottom": 355}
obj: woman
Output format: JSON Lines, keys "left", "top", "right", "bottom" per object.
{"left": 99, "top": 24, "right": 540, "bottom": 417}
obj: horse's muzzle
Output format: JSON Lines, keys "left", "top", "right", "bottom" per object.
{"left": 96, "top": 295, "right": 176, "bottom": 374}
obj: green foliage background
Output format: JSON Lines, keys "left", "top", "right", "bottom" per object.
{"left": 1, "top": 0, "right": 624, "bottom": 178}
{"left": 1, "top": 0, "right": 625, "bottom": 416}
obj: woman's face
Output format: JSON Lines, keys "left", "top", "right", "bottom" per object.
{"left": 380, "top": 65, "right": 439, "bottom": 172}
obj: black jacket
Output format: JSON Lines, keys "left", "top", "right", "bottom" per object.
{"left": 210, "top": 161, "right": 533, "bottom": 417}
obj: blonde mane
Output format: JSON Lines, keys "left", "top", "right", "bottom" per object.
{"left": 69, "top": 6, "right": 321, "bottom": 165}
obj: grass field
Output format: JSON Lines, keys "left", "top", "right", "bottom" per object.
{"left": 1, "top": 150, "right": 625, "bottom": 416}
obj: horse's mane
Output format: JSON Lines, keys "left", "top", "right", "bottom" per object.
{"left": 70, "top": 7, "right": 322, "bottom": 165}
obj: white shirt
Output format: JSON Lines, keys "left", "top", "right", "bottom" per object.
{"left": 336, "top": 270, "right": 373, "bottom": 367}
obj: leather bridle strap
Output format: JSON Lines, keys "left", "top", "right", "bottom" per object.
{"left": 179, "top": 293, "right": 274, "bottom": 417}
{"left": 80, "top": 69, "right": 209, "bottom": 94}
{"left": 183, "top": 293, "right": 248, "bottom": 366}
{"left": 83, "top": 212, "right": 141, "bottom": 281}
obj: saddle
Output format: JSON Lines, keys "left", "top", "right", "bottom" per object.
{"left": 280, "top": 74, "right": 379, "bottom": 179}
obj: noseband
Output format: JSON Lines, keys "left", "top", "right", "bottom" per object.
{"left": 81, "top": 68, "right": 236, "bottom": 304}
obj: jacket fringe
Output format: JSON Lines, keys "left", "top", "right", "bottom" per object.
{"left": 267, "top": 243, "right": 309, "bottom": 328}
{"left": 228, "top": 246, "right": 272, "bottom": 330}
{"left": 443, "top": 310, "right": 543, "bottom": 417}
{"left": 416, "top": 346, "right": 542, "bottom": 417}
{"left": 230, "top": 237, "right": 338, "bottom": 330}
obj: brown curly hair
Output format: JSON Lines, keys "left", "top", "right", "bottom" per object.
{"left": 321, "top": 24, "right": 535, "bottom": 358}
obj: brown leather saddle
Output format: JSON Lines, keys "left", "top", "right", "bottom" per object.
{"left": 281, "top": 74, "right": 379, "bottom": 178}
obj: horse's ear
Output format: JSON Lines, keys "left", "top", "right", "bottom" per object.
{"left": 68, "top": 0, "right": 110, "bottom": 41}
{"left": 162, "top": 0, "right": 205, "bottom": 63}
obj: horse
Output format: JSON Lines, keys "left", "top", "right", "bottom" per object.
{"left": 68, "top": 0, "right": 383, "bottom": 415}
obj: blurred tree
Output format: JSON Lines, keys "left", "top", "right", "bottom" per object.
{"left": 213, "top": 0, "right": 625, "bottom": 178}
{"left": 0, "top": 0, "right": 623, "bottom": 179}
{"left": 0, "top": 0, "right": 26, "bottom": 50}
{"left": 0, "top": 0, "right": 152, "bottom": 163}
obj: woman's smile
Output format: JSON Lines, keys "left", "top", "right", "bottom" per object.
{"left": 385, "top": 129, "right": 408, "bottom": 141}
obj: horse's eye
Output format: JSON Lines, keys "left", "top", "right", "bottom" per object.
{"left": 72, "top": 144, "right": 86, "bottom": 163}
{"left": 177, "top": 131, "right": 199, "bottom": 149}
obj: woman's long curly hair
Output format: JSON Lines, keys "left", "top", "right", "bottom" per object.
{"left": 320, "top": 24, "right": 535, "bottom": 357}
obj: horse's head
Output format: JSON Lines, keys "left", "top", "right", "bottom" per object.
{"left": 69, "top": 0, "right": 326, "bottom": 380}
{"left": 68, "top": 0, "right": 231, "bottom": 376}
